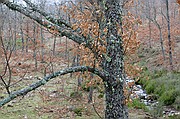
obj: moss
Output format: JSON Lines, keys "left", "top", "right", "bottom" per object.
{"left": 81, "top": 84, "right": 90, "bottom": 92}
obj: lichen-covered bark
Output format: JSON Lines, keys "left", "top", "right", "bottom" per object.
{"left": 103, "top": 0, "right": 128, "bottom": 118}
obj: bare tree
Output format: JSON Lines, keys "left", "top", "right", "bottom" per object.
{"left": 143, "top": 0, "right": 166, "bottom": 60}
{"left": 161, "top": 0, "right": 173, "bottom": 69}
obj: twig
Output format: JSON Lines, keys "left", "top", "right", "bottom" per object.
{"left": 92, "top": 96, "right": 103, "bottom": 119}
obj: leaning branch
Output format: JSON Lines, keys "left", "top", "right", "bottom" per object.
{"left": 0, "top": 66, "right": 108, "bottom": 107}
{"left": 22, "top": 0, "right": 70, "bottom": 28}
{"left": 5, "top": 2, "right": 92, "bottom": 46}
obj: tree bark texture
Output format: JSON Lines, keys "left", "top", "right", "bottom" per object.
{"left": 166, "top": 0, "right": 173, "bottom": 70}
{"left": 103, "top": 0, "right": 128, "bottom": 118}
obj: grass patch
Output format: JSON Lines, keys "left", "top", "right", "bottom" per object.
{"left": 138, "top": 69, "right": 180, "bottom": 110}
{"left": 0, "top": 94, "right": 41, "bottom": 119}
{"left": 128, "top": 99, "right": 148, "bottom": 111}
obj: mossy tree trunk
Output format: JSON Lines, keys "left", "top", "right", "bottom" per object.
{"left": 103, "top": 0, "right": 128, "bottom": 118}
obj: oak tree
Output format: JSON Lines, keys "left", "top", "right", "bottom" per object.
{"left": 0, "top": 0, "right": 141, "bottom": 118}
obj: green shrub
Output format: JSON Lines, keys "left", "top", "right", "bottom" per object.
{"left": 168, "top": 115, "right": 180, "bottom": 119}
{"left": 149, "top": 103, "right": 164, "bottom": 117}
{"left": 138, "top": 69, "right": 180, "bottom": 107}
{"left": 128, "top": 99, "right": 148, "bottom": 111}
{"left": 152, "top": 70, "right": 167, "bottom": 79}
{"left": 159, "top": 90, "right": 176, "bottom": 105}
{"left": 173, "top": 96, "right": 180, "bottom": 110}
{"left": 154, "top": 84, "right": 165, "bottom": 96}
{"left": 145, "top": 80, "right": 156, "bottom": 94}
{"left": 73, "top": 107, "right": 83, "bottom": 116}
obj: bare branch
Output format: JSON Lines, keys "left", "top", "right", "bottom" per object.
{"left": 4, "top": 1, "right": 97, "bottom": 55}
{"left": 0, "top": 66, "right": 108, "bottom": 107}
{"left": 22, "top": 0, "right": 70, "bottom": 27}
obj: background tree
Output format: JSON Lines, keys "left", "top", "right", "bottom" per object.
{"left": 165, "top": 0, "right": 173, "bottom": 70}
{"left": 143, "top": 0, "right": 166, "bottom": 60}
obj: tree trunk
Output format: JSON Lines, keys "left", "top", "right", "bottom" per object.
{"left": 105, "top": 83, "right": 128, "bottom": 118}
{"left": 25, "top": 20, "right": 29, "bottom": 53}
{"left": 33, "top": 21, "right": 37, "bottom": 70}
{"left": 166, "top": 0, "right": 173, "bottom": 70}
{"left": 88, "top": 73, "right": 94, "bottom": 103}
{"left": 148, "top": 19, "right": 152, "bottom": 48}
{"left": 40, "top": 25, "right": 44, "bottom": 62}
{"left": 3, "top": 0, "right": 128, "bottom": 118}
{"left": 159, "top": 27, "right": 165, "bottom": 60}
{"left": 14, "top": 10, "right": 17, "bottom": 53}
{"left": 147, "top": 0, "right": 152, "bottom": 48}
{"left": 155, "top": 22, "right": 166, "bottom": 60}
{"left": 53, "top": 35, "right": 56, "bottom": 55}
{"left": 20, "top": 14, "right": 24, "bottom": 52}
{"left": 103, "top": 1, "right": 128, "bottom": 118}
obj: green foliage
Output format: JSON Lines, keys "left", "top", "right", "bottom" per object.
{"left": 98, "top": 93, "right": 104, "bottom": 99}
{"left": 70, "top": 91, "right": 83, "bottom": 98}
{"left": 173, "top": 96, "right": 180, "bottom": 110}
{"left": 168, "top": 115, "right": 180, "bottom": 119}
{"left": 81, "top": 82, "right": 90, "bottom": 92}
{"left": 73, "top": 107, "right": 83, "bottom": 116}
{"left": 154, "top": 84, "right": 165, "bottom": 96}
{"left": 128, "top": 99, "right": 148, "bottom": 111}
{"left": 149, "top": 103, "right": 164, "bottom": 117}
{"left": 145, "top": 80, "right": 156, "bottom": 94}
{"left": 151, "top": 70, "right": 167, "bottom": 79}
{"left": 138, "top": 69, "right": 180, "bottom": 108}
{"left": 159, "top": 90, "right": 176, "bottom": 105}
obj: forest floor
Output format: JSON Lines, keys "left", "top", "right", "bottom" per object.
{"left": 0, "top": 71, "right": 179, "bottom": 119}
{"left": 0, "top": 75, "right": 156, "bottom": 119}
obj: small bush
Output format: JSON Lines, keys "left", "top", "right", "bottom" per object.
{"left": 159, "top": 90, "right": 176, "bottom": 105}
{"left": 73, "top": 107, "right": 83, "bottom": 116}
{"left": 128, "top": 99, "right": 148, "bottom": 111}
{"left": 154, "top": 84, "right": 165, "bottom": 96}
{"left": 173, "top": 96, "right": 180, "bottom": 110}
{"left": 168, "top": 115, "right": 180, "bottom": 119}
{"left": 152, "top": 70, "right": 167, "bottom": 79}
{"left": 145, "top": 80, "right": 156, "bottom": 94}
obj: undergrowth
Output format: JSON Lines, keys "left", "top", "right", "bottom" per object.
{"left": 138, "top": 68, "right": 180, "bottom": 110}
